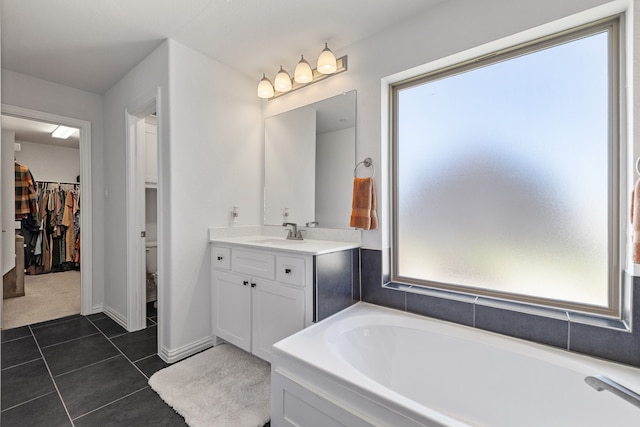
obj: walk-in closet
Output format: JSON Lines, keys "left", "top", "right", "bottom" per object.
{"left": 2, "top": 116, "right": 82, "bottom": 328}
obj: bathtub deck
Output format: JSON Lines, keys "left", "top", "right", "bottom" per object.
{"left": 272, "top": 302, "right": 640, "bottom": 427}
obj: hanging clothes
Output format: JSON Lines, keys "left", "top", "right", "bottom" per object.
{"left": 15, "top": 162, "right": 38, "bottom": 220}
{"left": 27, "top": 181, "right": 81, "bottom": 274}
{"left": 39, "top": 191, "right": 52, "bottom": 273}
{"left": 63, "top": 191, "right": 76, "bottom": 262}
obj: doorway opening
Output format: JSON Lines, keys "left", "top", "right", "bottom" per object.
{"left": 1, "top": 107, "right": 92, "bottom": 329}
{"left": 143, "top": 114, "right": 159, "bottom": 327}
{"left": 125, "top": 89, "right": 162, "bottom": 347}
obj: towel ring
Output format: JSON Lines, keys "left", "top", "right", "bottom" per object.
{"left": 354, "top": 157, "right": 375, "bottom": 178}
{"left": 636, "top": 157, "right": 640, "bottom": 176}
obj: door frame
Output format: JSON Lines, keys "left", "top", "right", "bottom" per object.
{"left": 125, "top": 88, "right": 161, "bottom": 332}
{"left": 1, "top": 104, "right": 93, "bottom": 315}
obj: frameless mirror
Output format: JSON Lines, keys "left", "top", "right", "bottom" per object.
{"left": 264, "top": 90, "right": 356, "bottom": 229}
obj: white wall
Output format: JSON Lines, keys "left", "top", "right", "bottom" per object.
{"left": 261, "top": 0, "right": 624, "bottom": 250}
{"left": 316, "top": 127, "right": 355, "bottom": 229}
{"left": 1, "top": 130, "right": 14, "bottom": 276}
{"left": 102, "top": 41, "right": 169, "bottom": 323}
{"left": 1, "top": 4, "right": 3, "bottom": 386}
{"left": 165, "top": 39, "right": 262, "bottom": 354}
{"left": 98, "top": 37, "right": 263, "bottom": 361}
{"left": 1, "top": 69, "right": 105, "bottom": 307}
{"left": 14, "top": 140, "right": 79, "bottom": 183}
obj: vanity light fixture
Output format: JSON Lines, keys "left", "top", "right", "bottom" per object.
{"left": 257, "top": 73, "right": 275, "bottom": 99}
{"left": 294, "top": 55, "right": 313, "bottom": 84}
{"left": 256, "top": 43, "right": 348, "bottom": 100}
{"left": 317, "top": 43, "right": 337, "bottom": 74}
{"left": 274, "top": 66, "right": 293, "bottom": 92}
{"left": 51, "top": 125, "right": 77, "bottom": 139}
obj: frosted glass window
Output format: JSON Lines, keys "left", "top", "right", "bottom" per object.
{"left": 392, "top": 20, "right": 620, "bottom": 315}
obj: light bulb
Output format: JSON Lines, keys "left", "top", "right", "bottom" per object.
{"left": 294, "top": 55, "right": 313, "bottom": 84}
{"left": 317, "top": 43, "right": 337, "bottom": 74}
{"left": 257, "top": 74, "right": 274, "bottom": 99}
{"left": 274, "top": 66, "right": 292, "bottom": 92}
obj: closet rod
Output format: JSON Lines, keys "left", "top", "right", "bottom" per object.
{"left": 37, "top": 180, "right": 80, "bottom": 186}
{"left": 36, "top": 181, "right": 80, "bottom": 187}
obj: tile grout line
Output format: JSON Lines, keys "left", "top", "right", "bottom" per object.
{"left": 1, "top": 356, "right": 44, "bottom": 372}
{"left": 134, "top": 352, "right": 159, "bottom": 364}
{"left": 30, "top": 315, "right": 84, "bottom": 331}
{"left": 0, "top": 390, "right": 59, "bottom": 413}
{"left": 28, "top": 324, "right": 77, "bottom": 427}
{"left": 54, "top": 354, "right": 122, "bottom": 378}
{"left": 38, "top": 332, "right": 101, "bottom": 350}
{"left": 87, "top": 317, "right": 156, "bottom": 381}
{"left": 71, "top": 386, "right": 150, "bottom": 422}
{"left": 1, "top": 334, "right": 34, "bottom": 344}
{"left": 107, "top": 330, "right": 130, "bottom": 339}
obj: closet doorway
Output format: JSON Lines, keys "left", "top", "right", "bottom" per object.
{"left": 1, "top": 107, "right": 92, "bottom": 328}
{"left": 125, "top": 90, "right": 161, "bottom": 339}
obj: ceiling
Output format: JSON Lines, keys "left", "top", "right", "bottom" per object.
{"left": 2, "top": 116, "right": 80, "bottom": 149}
{"left": 0, "top": 0, "right": 445, "bottom": 95}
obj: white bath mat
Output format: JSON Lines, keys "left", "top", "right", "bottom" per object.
{"left": 149, "top": 344, "right": 270, "bottom": 427}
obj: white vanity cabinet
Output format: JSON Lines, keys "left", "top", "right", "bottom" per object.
{"left": 211, "top": 245, "right": 312, "bottom": 362}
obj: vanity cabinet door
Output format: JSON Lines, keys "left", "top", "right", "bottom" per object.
{"left": 251, "top": 280, "right": 305, "bottom": 362}
{"left": 213, "top": 270, "right": 251, "bottom": 352}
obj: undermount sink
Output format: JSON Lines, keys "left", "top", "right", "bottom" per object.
{"left": 249, "top": 238, "right": 306, "bottom": 245}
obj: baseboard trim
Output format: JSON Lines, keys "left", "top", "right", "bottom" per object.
{"left": 159, "top": 335, "right": 216, "bottom": 364}
{"left": 103, "top": 305, "right": 128, "bottom": 330}
{"left": 91, "top": 304, "right": 104, "bottom": 315}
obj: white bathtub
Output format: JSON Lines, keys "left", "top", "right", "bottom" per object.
{"left": 271, "top": 302, "right": 640, "bottom": 426}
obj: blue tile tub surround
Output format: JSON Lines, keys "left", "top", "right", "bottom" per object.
{"left": 315, "top": 249, "right": 360, "bottom": 321}
{"left": 360, "top": 248, "right": 640, "bottom": 367}
{"left": 360, "top": 248, "right": 405, "bottom": 310}
{"left": 475, "top": 304, "right": 568, "bottom": 349}
{"left": 352, "top": 248, "right": 361, "bottom": 301}
{"left": 406, "top": 290, "right": 474, "bottom": 327}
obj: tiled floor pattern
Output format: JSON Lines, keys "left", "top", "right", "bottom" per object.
{"left": 1, "top": 305, "right": 188, "bottom": 426}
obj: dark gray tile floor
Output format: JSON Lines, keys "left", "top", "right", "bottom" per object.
{"left": 1, "top": 306, "right": 184, "bottom": 426}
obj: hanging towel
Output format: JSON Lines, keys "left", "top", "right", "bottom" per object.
{"left": 350, "top": 177, "right": 378, "bottom": 230}
{"left": 632, "top": 177, "right": 640, "bottom": 263}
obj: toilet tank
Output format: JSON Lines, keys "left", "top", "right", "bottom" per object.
{"left": 145, "top": 241, "right": 158, "bottom": 274}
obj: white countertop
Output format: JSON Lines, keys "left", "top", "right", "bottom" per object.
{"left": 209, "top": 234, "right": 360, "bottom": 255}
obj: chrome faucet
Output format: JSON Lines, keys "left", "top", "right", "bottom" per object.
{"left": 283, "top": 222, "right": 304, "bottom": 240}
{"left": 585, "top": 375, "right": 640, "bottom": 409}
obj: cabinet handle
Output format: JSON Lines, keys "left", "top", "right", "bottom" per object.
{"left": 243, "top": 281, "right": 248, "bottom": 286}
{"left": 217, "top": 256, "right": 224, "bottom": 261}
{"left": 285, "top": 268, "right": 292, "bottom": 274}
{"left": 251, "top": 282, "right": 256, "bottom": 288}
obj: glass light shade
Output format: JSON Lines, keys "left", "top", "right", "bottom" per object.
{"left": 274, "top": 66, "right": 292, "bottom": 92}
{"left": 294, "top": 55, "right": 313, "bottom": 84}
{"left": 257, "top": 74, "right": 274, "bottom": 99}
{"left": 317, "top": 43, "right": 337, "bottom": 74}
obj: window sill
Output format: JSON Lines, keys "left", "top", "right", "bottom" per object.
{"left": 383, "top": 281, "right": 631, "bottom": 333}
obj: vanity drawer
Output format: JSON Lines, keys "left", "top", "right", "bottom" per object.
{"left": 212, "top": 247, "right": 231, "bottom": 270}
{"left": 276, "top": 256, "right": 305, "bottom": 287}
{"left": 232, "top": 250, "right": 275, "bottom": 280}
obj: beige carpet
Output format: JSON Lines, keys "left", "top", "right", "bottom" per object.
{"left": 2, "top": 270, "right": 81, "bottom": 329}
